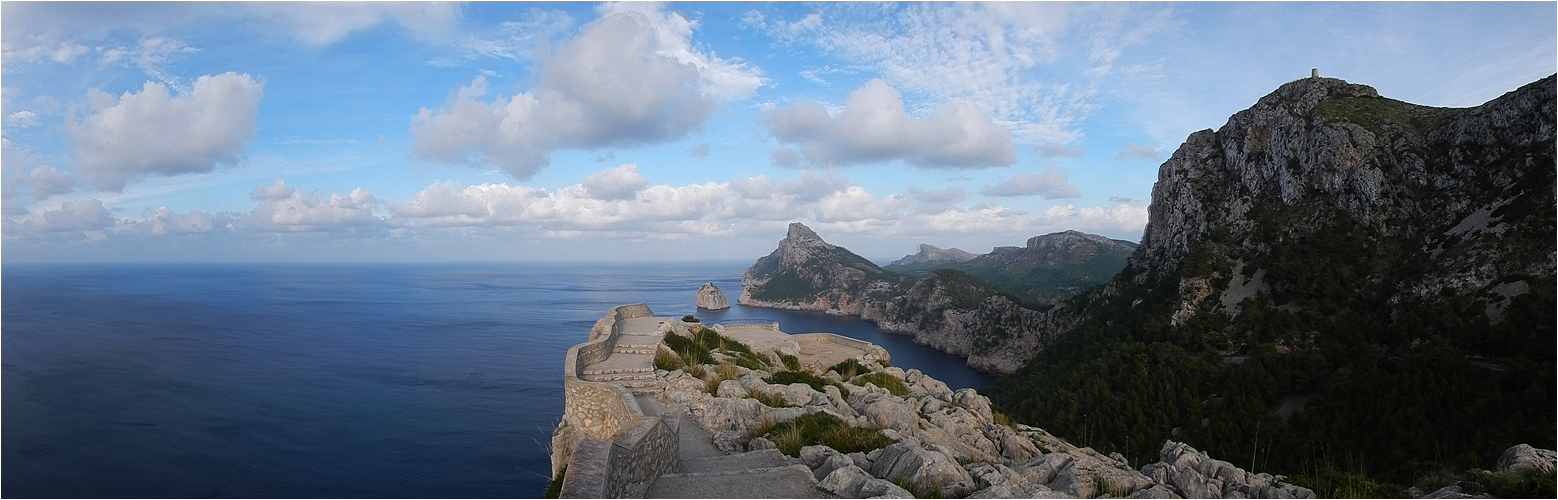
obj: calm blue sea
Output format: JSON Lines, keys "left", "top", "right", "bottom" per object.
{"left": 2, "top": 261, "right": 992, "bottom": 498}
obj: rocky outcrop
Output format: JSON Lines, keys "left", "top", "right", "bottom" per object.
{"left": 1129, "top": 75, "right": 1554, "bottom": 325}
{"left": 889, "top": 244, "right": 978, "bottom": 267}
{"left": 739, "top": 222, "right": 1079, "bottom": 374}
{"left": 648, "top": 327, "right": 1312, "bottom": 499}
{"left": 695, "top": 282, "right": 729, "bottom": 310}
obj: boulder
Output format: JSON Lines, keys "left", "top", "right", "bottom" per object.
{"left": 1497, "top": 443, "right": 1557, "bottom": 475}
{"left": 951, "top": 388, "right": 995, "bottom": 422}
{"left": 696, "top": 397, "right": 769, "bottom": 434}
{"left": 1420, "top": 484, "right": 1477, "bottom": 499}
{"left": 819, "top": 465, "right": 913, "bottom": 499}
{"left": 696, "top": 282, "right": 730, "bottom": 310}
{"left": 868, "top": 442, "right": 977, "bottom": 497}
{"left": 1129, "top": 484, "right": 1184, "bottom": 499}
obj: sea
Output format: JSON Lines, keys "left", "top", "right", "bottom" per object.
{"left": 1, "top": 261, "right": 994, "bottom": 498}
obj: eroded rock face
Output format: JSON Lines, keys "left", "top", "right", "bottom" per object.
{"left": 695, "top": 282, "right": 730, "bottom": 310}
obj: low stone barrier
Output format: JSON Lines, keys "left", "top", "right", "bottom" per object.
{"left": 555, "top": 304, "right": 680, "bottom": 498}
{"left": 792, "top": 332, "right": 892, "bottom": 364}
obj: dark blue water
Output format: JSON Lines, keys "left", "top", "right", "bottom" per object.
{"left": 2, "top": 262, "right": 993, "bottom": 498}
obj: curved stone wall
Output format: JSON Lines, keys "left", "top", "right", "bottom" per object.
{"left": 555, "top": 303, "right": 681, "bottom": 498}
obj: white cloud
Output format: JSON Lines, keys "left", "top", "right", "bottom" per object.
{"left": 241, "top": 179, "right": 381, "bottom": 232}
{"left": 580, "top": 163, "right": 648, "bottom": 201}
{"left": 979, "top": 169, "right": 1081, "bottom": 199}
{"left": 1115, "top": 142, "right": 1161, "bottom": 160}
{"left": 689, "top": 143, "right": 711, "bottom": 158}
{"left": 68, "top": 72, "right": 264, "bottom": 191}
{"left": 27, "top": 165, "right": 76, "bottom": 198}
{"left": 766, "top": 79, "right": 1015, "bottom": 168}
{"left": 5, "top": 110, "right": 38, "bottom": 127}
{"left": 1035, "top": 143, "right": 1085, "bottom": 158}
{"left": 411, "top": 4, "right": 766, "bottom": 180}
{"left": 13, "top": 198, "right": 114, "bottom": 233}
{"left": 745, "top": 3, "right": 1178, "bottom": 147}
{"left": 145, "top": 206, "right": 222, "bottom": 235}
{"left": 1, "top": 37, "right": 88, "bottom": 64}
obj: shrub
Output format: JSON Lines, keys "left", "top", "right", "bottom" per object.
{"left": 829, "top": 358, "right": 871, "bottom": 379}
{"left": 682, "top": 315, "right": 699, "bottom": 323}
{"left": 705, "top": 362, "right": 739, "bottom": 395}
{"left": 654, "top": 347, "right": 685, "bottom": 371}
{"left": 851, "top": 372, "right": 908, "bottom": 396}
{"left": 763, "top": 412, "right": 891, "bottom": 456}
{"left": 766, "top": 370, "right": 850, "bottom": 399}
{"left": 777, "top": 351, "right": 802, "bottom": 371}
{"left": 991, "top": 409, "right": 1015, "bottom": 429}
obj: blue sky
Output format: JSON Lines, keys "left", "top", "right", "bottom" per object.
{"left": 3, "top": 1, "right": 1553, "bottom": 262}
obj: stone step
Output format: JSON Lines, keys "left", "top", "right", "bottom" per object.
{"left": 646, "top": 464, "right": 822, "bottom": 499}
{"left": 620, "top": 331, "right": 664, "bottom": 337}
{"left": 580, "top": 372, "right": 655, "bottom": 383}
{"left": 613, "top": 346, "right": 657, "bottom": 355}
{"left": 629, "top": 387, "right": 661, "bottom": 396}
{"left": 580, "top": 366, "right": 654, "bottom": 376}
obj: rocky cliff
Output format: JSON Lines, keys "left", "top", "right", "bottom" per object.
{"left": 986, "top": 75, "right": 1556, "bottom": 486}
{"left": 739, "top": 223, "right": 1072, "bottom": 373}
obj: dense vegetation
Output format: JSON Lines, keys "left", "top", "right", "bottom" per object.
{"left": 986, "top": 200, "right": 1556, "bottom": 492}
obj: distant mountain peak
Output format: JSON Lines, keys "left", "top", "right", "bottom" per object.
{"left": 786, "top": 222, "right": 821, "bottom": 242}
{"left": 890, "top": 243, "right": 977, "bottom": 267}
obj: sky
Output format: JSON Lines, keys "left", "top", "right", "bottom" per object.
{"left": 2, "top": 1, "right": 1554, "bottom": 262}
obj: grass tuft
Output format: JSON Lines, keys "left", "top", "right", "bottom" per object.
{"left": 653, "top": 347, "right": 685, "bottom": 371}
{"left": 542, "top": 466, "right": 566, "bottom": 498}
{"left": 767, "top": 369, "right": 850, "bottom": 399}
{"left": 762, "top": 412, "right": 890, "bottom": 457}
{"left": 851, "top": 372, "right": 909, "bottom": 396}
{"left": 778, "top": 351, "right": 802, "bottom": 371}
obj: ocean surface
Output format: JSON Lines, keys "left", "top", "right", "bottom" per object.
{"left": 2, "top": 261, "right": 993, "bottom": 498}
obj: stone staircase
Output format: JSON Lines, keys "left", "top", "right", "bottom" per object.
{"left": 579, "top": 365, "right": 659, "bottom": 395}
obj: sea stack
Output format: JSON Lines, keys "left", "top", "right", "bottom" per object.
{"left": 695, "top": 282, "right": 730, "bottom": 310}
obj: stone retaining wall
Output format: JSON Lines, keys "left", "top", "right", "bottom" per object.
{"left": 793, "top": 332, "right": 893, "bottom": 364}
{"left": 555, "top": 304, "right": 680, "bottom": 498}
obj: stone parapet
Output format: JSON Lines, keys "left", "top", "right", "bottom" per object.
{"left": 556, "top": 304, "right": 681, "bottom": 499}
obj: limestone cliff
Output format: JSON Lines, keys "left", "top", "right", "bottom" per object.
{"left": 1124, "top": 75, "right": 1555, "bottom": 333}
{"left": 985, "top": 75, "right": 1556, "bottom": 486}
{"left": 739, "top": 223, "right": 1074, "bottom": 374}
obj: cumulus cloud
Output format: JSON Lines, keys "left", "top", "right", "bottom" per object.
{"left": 145, "top": 206, "right": 222, "bottom": 235}
{"left": 5, "top": 110, "right": 38, "bottom": 127}
{"left": 242, "top": 179, "right": 381, "bottom": 232}
{"left": 765, "top": 79, "right": 1016, "bottom": 169}
{"left": 68, "top": 72, "right": 264, "bottom": 191}
{"left": 581, "top": 164, "right": 649, "bottom": 201}
{"left": 1115, "top": 142, "right": 1161, "bottom": 160}
{"left": 27, "top": 165, "right": 76, "bottom": 198}
{"left": 14, "top": 198, "right": 114, "bottom": 233}
{"left": 979, "top": 169, "right": 1082, "bottom": 199}
{"left": 411, "top": 4, "right": 765, "bottom": 180}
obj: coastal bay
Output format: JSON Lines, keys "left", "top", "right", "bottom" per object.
{"left": 2, "top": 261, "right": 989, "bottom": 498}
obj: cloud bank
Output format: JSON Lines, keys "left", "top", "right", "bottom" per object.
{"left": 411, "top": 3, "right": 765, "bottom": 180}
